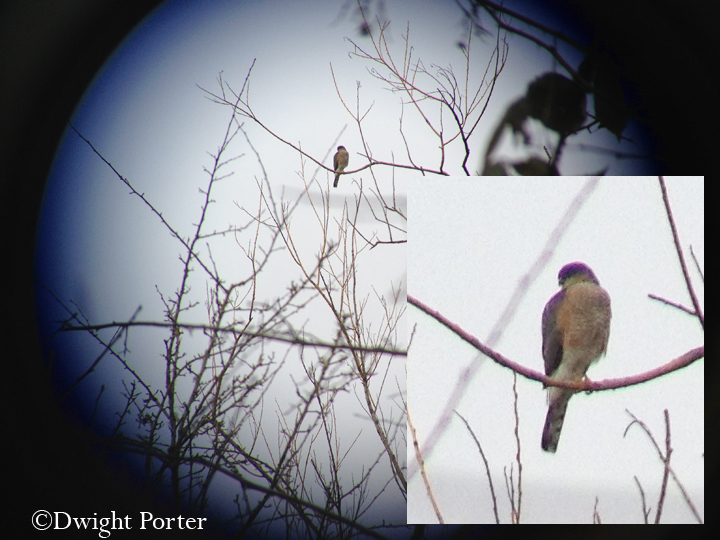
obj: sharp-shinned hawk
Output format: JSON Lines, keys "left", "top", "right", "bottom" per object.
{"left": 333, "top": 146, "right": 349, "bottom": 188}
{"left": 541, "top": 262, "right": 611, "bottom": 453}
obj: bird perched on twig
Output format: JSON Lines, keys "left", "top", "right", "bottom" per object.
{"left": 541, "top": 262, "right": 611, "bottom": 453}
{"left": 333, "top": 146, "right": 349, "bottom": 188}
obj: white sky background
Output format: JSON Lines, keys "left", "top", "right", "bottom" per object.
{"left": 407, "top": 177, "right": 704, "bottom": 524}
{"left": 33, "top": 0, "right": 682, "bottom": 528}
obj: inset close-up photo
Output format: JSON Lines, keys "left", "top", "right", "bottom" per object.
{"left": 407, "top": 176, "right": 703, "bottom": 524}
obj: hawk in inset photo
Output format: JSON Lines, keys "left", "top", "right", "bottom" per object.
{"left": 541, "top": 262, "right": 611, "bottom": 453}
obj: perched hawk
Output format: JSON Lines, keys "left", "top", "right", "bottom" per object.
{"left": 541, "top": 262, "right": 611, "bottom": 453}
{"left": 333, "top": 146, "right": 349, "bottom": 188}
